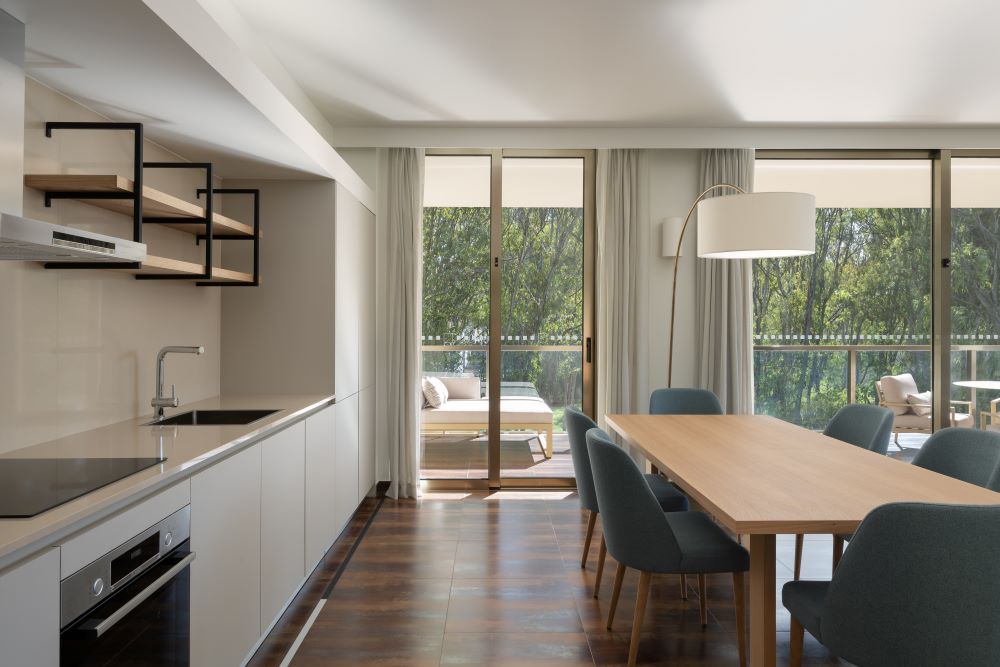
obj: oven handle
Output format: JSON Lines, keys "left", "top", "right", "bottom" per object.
{"left": 91, "top": 551, "right": 196, "bottom": 638}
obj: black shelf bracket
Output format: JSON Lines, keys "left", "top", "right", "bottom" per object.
{"left": 195, "top": 187, "right": 260, "bottom": 287}
{"left": 134, "top": 162, "right": 214, "bottom": 281}
{"left": 42, "top": 122, "right": 144, "bottom": 271}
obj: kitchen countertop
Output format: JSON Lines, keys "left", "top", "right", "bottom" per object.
{"left": 0, "top": 394, "right": 335, "bottom": 572}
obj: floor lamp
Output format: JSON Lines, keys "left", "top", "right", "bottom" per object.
{"left": 666, "top": 186, "right": 816, "bottom": 387}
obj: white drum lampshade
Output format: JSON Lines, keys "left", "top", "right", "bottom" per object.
{"left": 696, "top": 192, "right": 816, "bottom": 259}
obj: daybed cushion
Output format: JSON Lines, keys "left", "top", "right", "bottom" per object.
{"left": 893, "top": 412, "right": 973, "bottom": 429}
{"left": 421, "top": 376, "right": 449, "bottom": 408}
{"left": 422, "top": 396, "right": 553, "bottom": 425}
{"left": 438, "top": 376, "right": 481, "bottom": 400}
{"left": 906, "top": 390, "right": 933, "bottom": 416}
{"left": 881, "top": 373, "right": 920, "bottom": 415}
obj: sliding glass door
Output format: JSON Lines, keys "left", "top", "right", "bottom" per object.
{"left": 499, "top": 155, "right": 591, "bottom": 480}
{"left": 950, "top": 158, "right": 1000, "bottom": 431}
{"left": 753, "top": 156, "right": 936, "bottom": 447}
{"left": 754, "top": 149, "right": 1000, "bottom": 445}
{"left": 420, "top": 150, "right": 595, "bottom": 487}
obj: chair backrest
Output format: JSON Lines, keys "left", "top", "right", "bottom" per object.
{"left": 585, "top": 428, "right": 682, "bottom": 572}
{"left": 912, "top": 427, "right": 1000, "bottom": 491}
{"left": 823, "top": 404, "right": 895, "bottom": 455}
{"left": 563, "top": 406, "right": 601, "bottom": 513}
{"left": 649, "top": 388, "right": 723, "bottom": 415}
{"left": 820, "top": 502, "right": 1000, "bottom": 666}
{"left": 874, "top": 380, "right": 885, "bottom": 404}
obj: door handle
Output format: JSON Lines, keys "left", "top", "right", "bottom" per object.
{"left": 585, "top": 337, "right": 592, "bottom": 364}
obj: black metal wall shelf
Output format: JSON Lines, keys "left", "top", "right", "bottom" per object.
{"left": 26, "top": 121, "right": 260, "bottom": 286}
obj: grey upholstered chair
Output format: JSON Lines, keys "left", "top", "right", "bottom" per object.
{"left": 783, "top": 502, "right": 1000, "bottom": 667}
{"left": 649, "top": 387, "right": 724, "bottom": 415}
{"left": 586, "top": 428, "right": 748, "bottom": 667}
{"left": 794, "top": 404, "right": 895, "bottom": 580}
{"left": 564, "top": 407, "right": 688, "bottom": 597}
{"left": 912, "top": 426, "right": 1000, "bottom": 491}
{"left": 647, "top": 387, "right": 724, "bottom": 602}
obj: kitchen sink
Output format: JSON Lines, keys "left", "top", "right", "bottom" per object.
{"left": 146, "top": 409, "right": 280, "bottom": 426}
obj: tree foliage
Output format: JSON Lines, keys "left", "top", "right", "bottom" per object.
{"left": 421, "top": 206, "right": 584, "bottom": 427}
{"left": 753, "top": 207, "right": 1000, "bottom": 429}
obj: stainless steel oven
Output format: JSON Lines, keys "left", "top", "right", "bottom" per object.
{"left": 60, "top": 506, "right": 195, "bottom": 666}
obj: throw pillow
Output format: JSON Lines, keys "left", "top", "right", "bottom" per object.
{"left": 421, "top": 376, "right": 449, "bottom": 408}
{"left": 906, "top": 391, "right": 933, "bottom": 416}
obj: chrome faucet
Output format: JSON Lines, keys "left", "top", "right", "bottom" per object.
{"left": 152, "top": 346, "right": 204, "bottom": 420}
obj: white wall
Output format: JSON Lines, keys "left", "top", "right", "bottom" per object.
{"left": 636, "top": 150, "right": 701, "bottom": 404}
{"left": 335, "top": 148, "right": 376, "bottom": 193}
{"left": 219, "top": 179, "right": 337, "bottom": 395}
{"left": 0, "top": 78, "right": 223, "bottom": 453}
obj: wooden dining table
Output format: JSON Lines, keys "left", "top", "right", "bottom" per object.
{"left": 605, "top": 414, "right": 1000, "bottom": 667}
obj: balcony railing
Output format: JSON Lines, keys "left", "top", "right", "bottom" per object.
{"left": 754, "top": 341, "right": 1000, "bottom": 428}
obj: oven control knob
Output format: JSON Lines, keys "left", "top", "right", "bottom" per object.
{"left": 91, "top": 578, "right": 104, "bottom": 597}
{"left": 163, "top": 532, "right": 173, "bottom": 548}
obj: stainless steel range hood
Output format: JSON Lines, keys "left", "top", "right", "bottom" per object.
{"left": 0, "top": 213, "right": 146, "bottom": 263}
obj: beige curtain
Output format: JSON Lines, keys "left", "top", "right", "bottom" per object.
{"left": 696, "top": 149, "right": 755, "bottom": 414}
{"left": 375, "top": 147, "right": 424, "bottom": 499}
{"left": 596, "top": 149, "right": 645, "bottom": 459}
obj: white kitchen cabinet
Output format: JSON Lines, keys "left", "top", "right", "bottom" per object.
{"left": 190, "top": 445, "right": 262, "bottom": 667}
{"left": 358, "top": 385, "right": 376, "bottom": 502}
{"left": 305, "top": 404, "right": 337, "bottom": 570}
{"left": 334, "top": 392, "right": 360, "bottom": 531}
{"left": 260, "top": 422, "right": 306, "bottom": 631}
{"left": 0, "top": 548, "right": 59, "bottom": 666}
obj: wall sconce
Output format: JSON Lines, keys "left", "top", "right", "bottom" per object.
{"left": 660, "top": 217, "right": 684, "bottom": 257}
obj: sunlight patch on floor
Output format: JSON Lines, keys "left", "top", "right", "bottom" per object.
{"left": 419, "top": 491, "right": 472, "bottom": 500}
{"left": 484, "top": 490, "right": 574, "bottom": 500}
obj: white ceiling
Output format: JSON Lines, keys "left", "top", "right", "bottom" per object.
{"left": 229, "top": 0, "right": 1000, "bottom": 129}
{"left": 0, "top": 0, "right": 327, "bottom": 179}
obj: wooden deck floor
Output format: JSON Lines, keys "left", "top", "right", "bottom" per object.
{"left": 421, "top": 432, "right": 575, "bottom": 479}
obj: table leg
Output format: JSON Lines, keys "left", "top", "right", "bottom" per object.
{"left": 748, "top": 534, "right": 776, "bottom": 667}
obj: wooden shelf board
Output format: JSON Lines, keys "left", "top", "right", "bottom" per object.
{"left": 25, "top": 174, "right": 254, "bottom": 238}
{"left": 113, "top": 255, "right": 253, "bottom": 283}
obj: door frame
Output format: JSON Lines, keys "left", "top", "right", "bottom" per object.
{"left": 422, "top": 148, "right": 596, "bottom": 489}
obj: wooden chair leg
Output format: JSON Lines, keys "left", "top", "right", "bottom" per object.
{"left": 607, "top": 562, "right": 627, "bottom": 629}
{"left": 680, "top": 573, "right": 688, "bottom": 599}
{"left": 593, "top": 535, "right": 607, "bottom": 598}
{"left": 628, "top": 571, "right": 652, "bottom": 667}
{"left": 582, "top": 510, "right": 597, "bottom": 568}
{"left": 793, "top": 534, "right": 804, "bottom": 581}
{"left": 698, "top": 573, "right": 708, "bottom": 626}
{"left": 832, "top": 534, "right": 844, "bottom": 573}
{"left": 732, "top": 571, "right": 747, "bottom": 667}
{"left": 789, "top": 615, "right": 804, "bottom": 667}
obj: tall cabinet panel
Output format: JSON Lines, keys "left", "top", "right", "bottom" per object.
{"left": 190, "top": 445, "right": 262, "bottom": 667}
{"left": 260, "top": 422, "right": 306, "bottom": 630}
{"left": 359, "top": 385, "right": 376, "bottom": 501}
{"left": 334, "top": 392, "right": 360, "bottom": 531}
{"left": 359, "top": 198, "right": 376, "bottom": 391}
{"left": 335, "top": 189, "right": 361, "bottom": 399}
{"left": 305, "top": 405, "right": 337, "bottom": 570}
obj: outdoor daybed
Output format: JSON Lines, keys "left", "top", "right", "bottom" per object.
{"left": 421, "top": 376, "right": 554, "bottom": 458}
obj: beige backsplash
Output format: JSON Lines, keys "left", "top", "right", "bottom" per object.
{"left": 0, "top": 79, "right": 223, "bottom": 454}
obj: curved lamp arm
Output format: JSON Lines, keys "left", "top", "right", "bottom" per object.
{"left": 667, "top": 182, "right": 747, "bottom": 388}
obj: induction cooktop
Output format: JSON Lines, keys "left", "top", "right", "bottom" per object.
{"left": 0, "top": 457, "right": 165, "bottom": 518}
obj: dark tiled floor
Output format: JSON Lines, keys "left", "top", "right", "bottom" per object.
{"left": 255, "top": 491, "right": 868, "bottom": 666}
